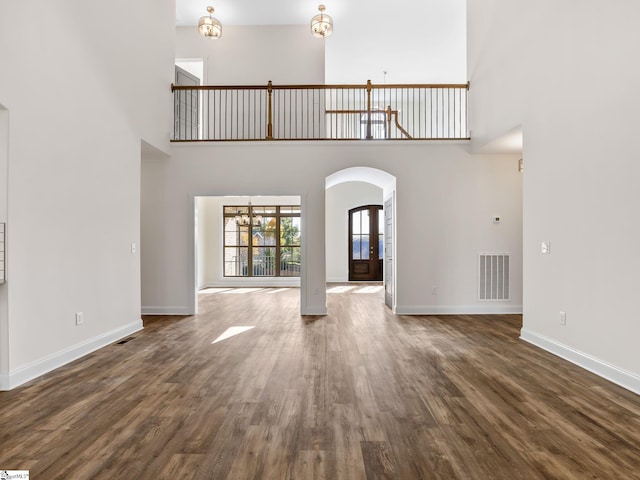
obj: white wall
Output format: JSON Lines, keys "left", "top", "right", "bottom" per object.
{"left": 196, "top": 195, "right": 301, "bottom": 289}
{"left": 0, "top": 1, "right": 174, "bottom": 389}
{"left": 325, "top": 0, "right": 467, "bottom": 84}
{"left": 466, "top": 0, "right": 532, "bottom": 150}
{"left": 175, "top": 25, "right": 325, "bottom": 84}
{"left": 326, "top": 182, "right": 383, "bottom": 282}
{"left": 467, "top": 0, "right": 640, "bottom": 392}
{"left": 176, "top": 1, "right": 467, "bottom": 86}
{"left": 196, "top": 197, "right": 216, "bottom": 288}
{"left": 0, "top": 107, "right": 8, "bottom": 376}
{"left": 166, "top": 14, "right": 505, "bottom": 317}
{"left": 141, "top": 142, "right": 522, "bottom": 316}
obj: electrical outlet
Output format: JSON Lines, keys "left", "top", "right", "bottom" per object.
{"left": 431, "top": 286, "right": 438, "bottom": 295}
{"left": 559, "top": 311, "right": 566, "bottom": 326}
{"left": 75, "top": 312, "right": 84, "bottom": 325}
{"left": 541, "top": 241, "right": 551, "bottom": 254}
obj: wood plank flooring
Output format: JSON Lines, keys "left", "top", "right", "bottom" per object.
{"left": 1, "top": 286, "right": 639, "bottom": 479}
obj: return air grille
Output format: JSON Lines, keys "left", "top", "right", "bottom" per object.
{"left": 479, "top": 253, "right": 510, "bottom": 300}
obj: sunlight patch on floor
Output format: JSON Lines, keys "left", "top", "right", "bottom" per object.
{"left": 327, "top": 285, "right": 356, "bottom": 294}
{"left": 199, "top": 287, "right": 234, "bottom": 294}
{"left": 220, "top": 288, "right": 264, "bottom": 294}
{"left": 212, "top": 326, "right": 256, "bottom": 344}
{"left": 266, "top": 288, "right": 291, "bottom": 294}
{"left": 353, "top": 286, "right": 384, "bottom": 294}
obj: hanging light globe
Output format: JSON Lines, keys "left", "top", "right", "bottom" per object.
{"left": 311, "top": 5, "right": 333, "bottom": 38}
{"left": 199, "top": 6, "right": 222, "bottom": 39}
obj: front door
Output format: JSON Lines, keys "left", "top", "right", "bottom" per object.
{"left": 349, "top": 205, "right": 383, "bottom": 281}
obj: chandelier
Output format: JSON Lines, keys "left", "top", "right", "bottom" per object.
{"left": 310, "top": 5, "right": 333, "bottom": 38}
{"left": 234, "top": 203, "right": 262, "bottom": 227}
{"left": 198, "top": 6, "right": 222, "bottom": 39}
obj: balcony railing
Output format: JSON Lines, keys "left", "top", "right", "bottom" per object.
{"left": 224, "top": 254, "right": 300, "bottom": 277}
{"left": 172, "top": 80, "right": 469, "bottom": 142}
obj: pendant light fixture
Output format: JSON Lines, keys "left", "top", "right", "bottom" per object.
{"left": 311, "top": 4, "right": 333, "bottom": 38}
{"left": 198, "top": 6, "right": 222, "bottom": 39}
{"left": 234, "top": 201, "right": 262, "bottom": 227}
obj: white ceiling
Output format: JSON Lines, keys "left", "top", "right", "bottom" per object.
{"left": 176, "top": 0, "right": 336, "bottom": 27}
{"left": 175, "top": 0, "right": 462, "bottom": 28}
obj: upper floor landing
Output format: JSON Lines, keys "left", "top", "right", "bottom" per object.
{"left": 172, "top": 79, "right": 469, "bottom": 142}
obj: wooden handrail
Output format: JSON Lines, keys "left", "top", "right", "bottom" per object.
{"left": 325, "top": 107, "right": 413, "bottom": 139}
{"left": 325, "top": 109, "right": 391, "bottom": 114}
{"left": 392, "top": 110, "right": 413, "bottom": 139}
{"left": 171, "top": 80, "right": 470, "bottom": 141}
{"left": 171, "top": 81, "right": 470, "bottom": 91}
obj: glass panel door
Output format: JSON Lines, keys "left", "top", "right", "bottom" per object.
{"left": 348, "top": 205, "right": 383, "bottom": 281}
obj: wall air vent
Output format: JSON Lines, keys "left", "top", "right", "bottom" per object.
{"left": 479, "top": 253, "right": 510, "bottom": 300}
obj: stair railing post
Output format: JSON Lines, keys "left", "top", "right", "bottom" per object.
{"left": 386, "top": 105, "right": 392, "bottom": 139}
{"left": 366, "top": 80, "right": 373, "bottom": 139}
{"left": 267, "top": 81, "right": 274, "bottom": 139}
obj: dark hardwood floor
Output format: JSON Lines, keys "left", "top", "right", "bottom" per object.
{"left": 1, "top": 286, "right": 639, "bottom": 479}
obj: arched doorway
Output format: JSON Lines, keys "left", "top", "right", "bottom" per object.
{"left": 325, "top": 167, "right": 397, "bottom": 310}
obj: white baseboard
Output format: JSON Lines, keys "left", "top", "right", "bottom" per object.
{"left": 0, "top": 319, "right": 143, "bottom": 391}
{"left": 520, "top": 328, "right": 640, "bottom": 396}
{"left": 141, "top": 306, "right": 193, "bottom": 315}
{"left": 395, "top": 304, "right": 523, "bottom": 315}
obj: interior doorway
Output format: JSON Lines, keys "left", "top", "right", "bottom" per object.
{"left": 325, "top": 167, "right": 397, "bottom": 311}
{"left": 174, "top": 65, "right": 200, "bottom": 141}
{"left": 174, "top": 59, "right": 204, "bottom": 141}
{"left": 349, "top": 205, "right": 383, "bottom": 281}
{"left": 192, "top": 195, "right": 302, "bottom": 314}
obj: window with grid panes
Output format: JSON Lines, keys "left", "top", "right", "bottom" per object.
{"left": 223, "top": 205, "right": 300, "bottom": 277}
